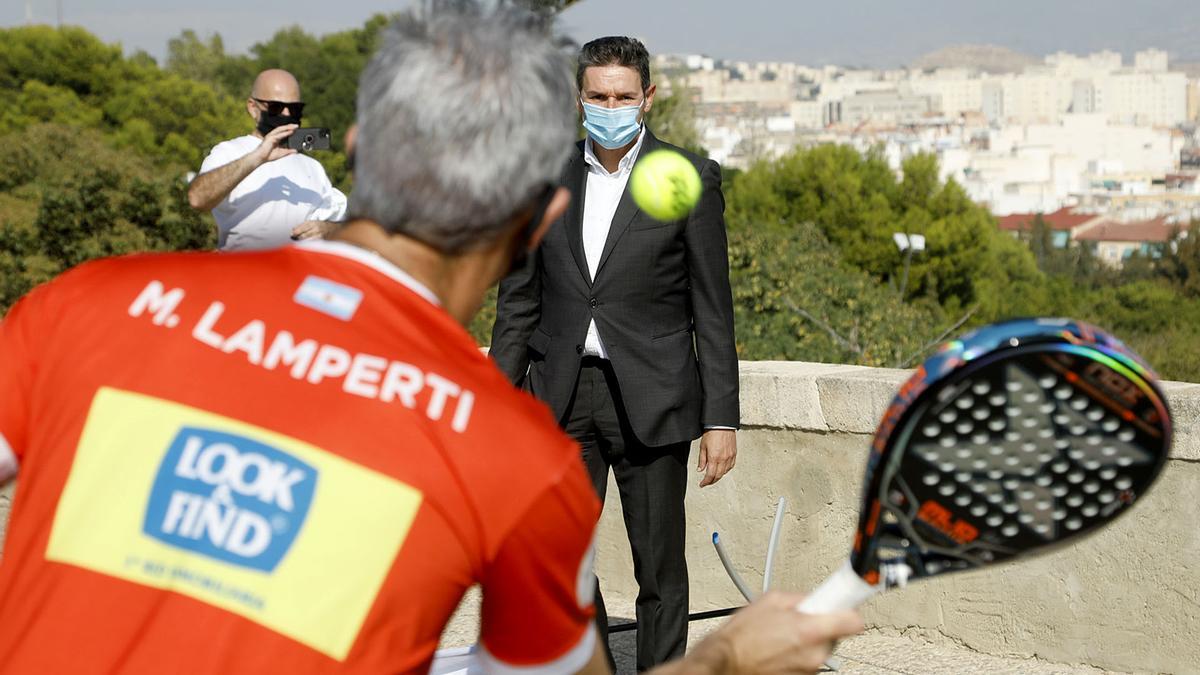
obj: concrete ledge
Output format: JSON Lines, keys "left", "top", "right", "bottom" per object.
{"left": 737, "top": 361, "right": 868, "bottom": 430}
{"left": 591, "top": 362, "right": 1200, "bottom": 674}
{"left": 1161, "top": 381, "right": 1200, "bottom": 461}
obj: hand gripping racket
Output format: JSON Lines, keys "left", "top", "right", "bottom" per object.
{"left": 798, "top": 318, "right": 1172, "bottom": 614}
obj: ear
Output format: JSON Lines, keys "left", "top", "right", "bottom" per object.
{"left": 528, "top": 187, "right": 570, "bottom": 250}
{"left": 643, "top": 83, "right": 657, "bottom": 115}
{"left": 247, "top": 99, "right": 260, "bottom": 122}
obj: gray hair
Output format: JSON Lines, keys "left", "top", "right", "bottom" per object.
{"left": 348, "top": 4, "right": 577, "bottom": 253}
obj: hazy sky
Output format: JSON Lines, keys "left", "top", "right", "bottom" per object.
{"left": 6, "top": 0, "right": 1200, "bottom": 66}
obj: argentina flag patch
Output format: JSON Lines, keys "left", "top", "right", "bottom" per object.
{"left": 294, "top": 275, "right": 363, "bottom": 321}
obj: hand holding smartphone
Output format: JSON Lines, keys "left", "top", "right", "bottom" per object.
{"left": 286, "top": 128, "right": 332, "bottom": 152}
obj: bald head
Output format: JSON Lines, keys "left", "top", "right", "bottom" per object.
{"left": 247, "top": 69, "right": 304, "bottom": 133}
{"left": 251, "top": 69, "right": 301, "bottom": 101}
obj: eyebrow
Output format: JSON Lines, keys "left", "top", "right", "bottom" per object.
{"left": 583, "top": 90, "right": 641, "bottom": 98}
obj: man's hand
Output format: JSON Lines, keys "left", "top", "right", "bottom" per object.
{"left": 645, "top": 592, "right": 863, "bottom": 675}
{"left": 187, "top": 124, "right": 300, "bottom": 212}
{"left": 250, "top": 124, "right": 299, "bottom": 164}
{"left": 713, "top": 591, "right": 864, "bottom": 674}
{"left": 291, "top": 220, "right": 341, "bottom": 240}
{"left": 697, "top": 429, "right": 736, "bottom": 487}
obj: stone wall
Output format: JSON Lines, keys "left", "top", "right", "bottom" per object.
{"left": 593, "top": 361, "right": 1200, "bottom": 673}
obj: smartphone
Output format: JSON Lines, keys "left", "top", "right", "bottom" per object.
{"left": 286, "top": 127, "right": 332, "bottom": 152}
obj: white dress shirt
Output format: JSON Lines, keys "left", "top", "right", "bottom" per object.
{"left": 580, "top": 128, "right": 646, "bottom": 359}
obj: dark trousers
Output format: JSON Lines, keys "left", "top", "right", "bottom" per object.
{"left": 563, "top": 357, "right": 689, "bottom": 672}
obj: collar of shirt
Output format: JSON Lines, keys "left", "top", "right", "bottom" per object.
{"left": 294, "top": 239, "right": 442, "bottom": 307}
{"left": 582, "top": 126, "right": 647, "bottom": 178}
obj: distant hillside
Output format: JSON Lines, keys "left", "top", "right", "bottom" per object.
{"left": 912, "top": 44, "right": 1038, "bottom": 73}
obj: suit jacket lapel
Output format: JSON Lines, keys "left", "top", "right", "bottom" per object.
{"left": 561, "top": 148, "right": 592, "bottom": 286}
{"left": 595, "top": 130, "right": 660, "bottom": 280}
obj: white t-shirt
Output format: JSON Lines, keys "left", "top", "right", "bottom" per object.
{"left": 198, "top": 135, "right": 348, "bottom": 251}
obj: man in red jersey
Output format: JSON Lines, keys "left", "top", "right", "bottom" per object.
{"left": 0, "top": 5, "right": 860, "bottom": 674}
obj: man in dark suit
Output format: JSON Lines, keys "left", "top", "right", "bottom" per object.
{"left": 489, "top": 36, "right": 739, "bottom": 671}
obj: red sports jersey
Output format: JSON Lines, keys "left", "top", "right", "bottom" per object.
{"left": 0, "top": 241, "right": 600, "bottom": 674}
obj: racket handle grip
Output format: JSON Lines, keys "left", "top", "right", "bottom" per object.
{"left": 796, "top": 560, "right": 880, "bottom": 614}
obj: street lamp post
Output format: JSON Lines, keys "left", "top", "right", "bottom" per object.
{"left": 892, "top": 232, "right": 926, "bottom": 299}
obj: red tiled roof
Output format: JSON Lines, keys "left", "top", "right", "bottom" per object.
{"left": 996, "top": 207, "right": 1095, "bottom": 232}
{"left": 1073, "top": 217, "right": 1184, "bottom": 243}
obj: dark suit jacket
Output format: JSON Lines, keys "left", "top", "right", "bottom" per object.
{"left": 489, "top": 130, "right": 739, "bottom": 448}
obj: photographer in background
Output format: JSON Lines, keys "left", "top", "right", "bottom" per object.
{"left": 187, "top": 69, "right": 347, "bottom": 251}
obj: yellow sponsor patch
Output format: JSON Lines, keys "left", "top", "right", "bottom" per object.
{"left": 46, "top": 387, "right": 422, "bottom": 661}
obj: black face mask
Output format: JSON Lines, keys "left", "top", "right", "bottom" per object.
{"left": 257, "top": 111, "right": 301, "bottom": 137}
{"left": 506, "top": 185, "right": 557, "bottom": 277}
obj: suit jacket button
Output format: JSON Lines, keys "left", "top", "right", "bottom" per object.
{"left": 576, "top": 344, "right": 583, "bottom": 354}
{"left": 589, "top": 297, "right": 598, "bottom": 308}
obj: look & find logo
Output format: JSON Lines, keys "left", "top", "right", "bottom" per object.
{"left": 143, "top": 427, "right": 318, "bottom": 572}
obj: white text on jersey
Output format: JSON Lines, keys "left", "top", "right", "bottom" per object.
{"left": 128, "top": 281, "right": 475, "bottom": 433}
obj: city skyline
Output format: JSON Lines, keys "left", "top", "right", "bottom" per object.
{"left": 5, "top": 0, "right": 1200, "bottom": 67}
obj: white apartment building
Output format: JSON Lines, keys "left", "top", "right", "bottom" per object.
{"left": 671, "top": 47, "right": 1190, "bottom": 130}
{"left": 1074, "top": 72, "right": 1188, "bottom": 126}
{"left": 667, "top": 46, "right": 1194, "bottom": 206}
{"left": 985, "top": 70, "right": 1074, "bottom": 124}
{"left": 983, "top": 51, "right": 1187, "bottom": 126}
{"left": 989, "top": 114, "right": 1181, "bottom": 174}
{"left": 1045, "top": 50, "right": 1123, "bottom": 76}
{"left": 789, "top": 100, "right": 824, "bottom": 129}
{"left": 907, "top": 69, "right": 985, "bottom": 118}
{"left": 1134, "top": 49, "right": 1169, "bottom": 73}
{"left": 679, "top": 68, "right": 794, "bottom": 105}
{"left": 828, "top": 89, "right": 938, "bottom": 127}
{"left": 949, "top": 115, "right": 1183, "bottom": 214}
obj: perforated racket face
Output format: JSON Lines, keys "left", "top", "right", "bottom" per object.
{"left": 849, "top": 319, "right": 1170, "bottom": 584}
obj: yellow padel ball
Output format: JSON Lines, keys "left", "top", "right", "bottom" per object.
{"left": 630, "top": 149, "right": 702, "bottom": 222}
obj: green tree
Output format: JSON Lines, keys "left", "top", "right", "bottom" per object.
{"left": 727, "top": 220, "right": 951, "bottom": 366}
{"left": 726, "top": 146, "right": 1046, "bottom": 319}
{"left": 103, "top": 73, "right": 246, "bottom": 168}
{"left": 0, "top": 80, "right": 104, "bottom": 131}
{"left": 0, "top": 26, "right": 247, "bottom": 169}
{"left": 1156, "top": 224, "right": 1200, "bottom": 297}
{"left": 0, "top": 26, "right": 126, "bottom": 99}
{"left": 0, "top": 124, "right": 212, "bottom": 310}
{"left": 166, "top": 30, "right": 258, "bottom": 100}
{"left": 645, "top": 89, "right": 706, "bottom": 156}
{"left": 508, "top": 0, "right": 584, "bottom": 12}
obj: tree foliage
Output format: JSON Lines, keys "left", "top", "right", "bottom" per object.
{"left": 0, "top": 26, "right": 248, "bottom": 169}
{"left": 645, "top": 88, "right": 706, "bottom": 156}
{"left": 723, "top": 142, "right": 1200, "bottom": 381}
{"left": 726, "top": 145, "right": 1045, "bottom": 319}
{"left": 4, "top": 21, "right": 1200, "bottom": 385}
{"left": 728, "top": 221, "right": 950, "bottom": 367}
{"left": 0, "top": 124, "right": 211, "bottom": 309}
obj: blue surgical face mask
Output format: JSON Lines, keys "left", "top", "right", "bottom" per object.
{"left": 580, "top": 99, "right": 644, "bottom": 150}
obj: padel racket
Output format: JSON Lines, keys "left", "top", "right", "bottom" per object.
{"left": 798, "top": 318, "right": 1172, "bottom": 613}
